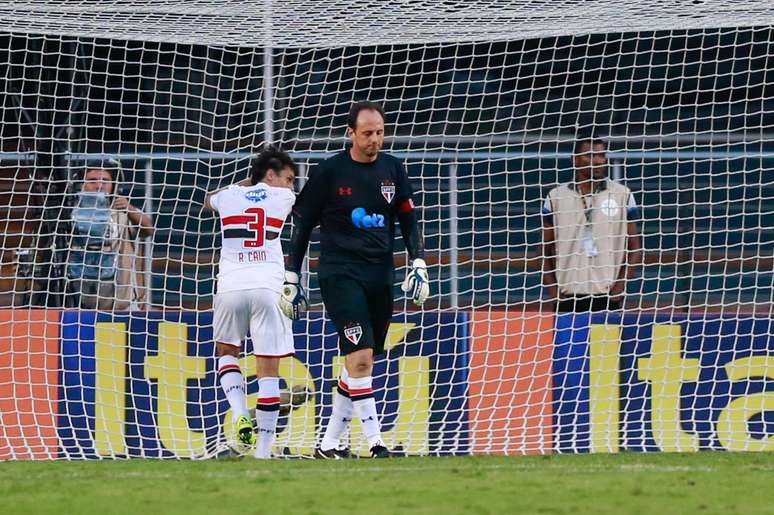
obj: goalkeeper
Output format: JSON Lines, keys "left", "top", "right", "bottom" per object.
{"left": 282, "top": 101, "right": 429, "bottom": 459}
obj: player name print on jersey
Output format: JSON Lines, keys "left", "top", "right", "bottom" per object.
{"left": 381, "top": 180, "right": 395, "bottom": 203}
{"left": 344, "top": 323, "right": 363, "bottom": 345}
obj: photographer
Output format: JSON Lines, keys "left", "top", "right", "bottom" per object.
{"left": 65, "top": 164, "right": 154, "bottom": 310}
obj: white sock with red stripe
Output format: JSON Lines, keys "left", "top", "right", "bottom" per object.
{"left": 349, "top": 375, "right": 384, "bottom": 449}
{"left": 254, "top": 377, "right": 280, "bottom": 459}
{"left": 218, "top": 355, "right": 247, "bottom": 422}
{"left": 320, "top": 368, "right": 354, "bottom": 452}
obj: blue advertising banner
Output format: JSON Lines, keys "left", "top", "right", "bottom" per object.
{"left": 58, "top": 311, "right": 469, "bottom": 458}
{"left": 553, "top": 313, "right": 774, "bottom": 453}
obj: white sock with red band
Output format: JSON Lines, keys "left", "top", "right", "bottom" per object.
{"left": 254, "top": 377, "right": 280, "bottom": 459}
{"left": 217, "top": 355, "right": 247, "bottom": 421}
{"left": 348, "top": 375, "right": 384, "bottom": 449}
{"left": 320, "top": 368, "right": 354, "bottom": 451}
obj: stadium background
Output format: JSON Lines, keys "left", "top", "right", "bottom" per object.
{"left": 0, "top": 3, "right": 773, "bottom": 512}
{"left": 1, "top": 21, "right": 774, "bottom": 462}
{"left": 1, "top": 27, "right": 772, "bottom": 311}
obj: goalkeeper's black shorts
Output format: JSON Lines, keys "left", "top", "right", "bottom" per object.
{"left": 319, "top": 275, "right": 393, "bottom": 356}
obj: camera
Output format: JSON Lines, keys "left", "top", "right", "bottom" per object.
{"left": 66, "top": 190, "right": 117, "bottom": 283}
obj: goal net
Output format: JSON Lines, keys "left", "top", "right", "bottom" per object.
{"left": 1, "top": 1, "right": 774, "bottom": 459}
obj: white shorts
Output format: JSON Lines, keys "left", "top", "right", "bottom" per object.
{"left": 213, "top": 288, "right": 295, "bottom": 357}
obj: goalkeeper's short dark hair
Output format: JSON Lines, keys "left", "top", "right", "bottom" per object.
{"left": 251, "top": 145, "right": 297, "bottom": 184}
{"left": 347, "top": 101, "right": 386, "bottom": 129}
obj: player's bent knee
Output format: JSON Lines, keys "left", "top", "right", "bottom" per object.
{"left": 216, "top": 342, "right": 240, "bottom": 357}
{"left": 345, "top": 348, "right": 374, "bottom": 376}
{"left": 350, "top": 361, "right": 371, "bottom": 375}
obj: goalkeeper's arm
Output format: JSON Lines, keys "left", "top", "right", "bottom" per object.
{"left": 287, "top": 210, "right": 314, "bottom": 274}
{"left": 397, "top": 203, "right": 424, "bottom": 262}
{"left": 279, "top": 165, "right": 326, "bottom": 319}
{"left": 285, "top": 166, "right": 326, "bottom": 272}
{"left": 278, "top": 212, "right": 314, "bottom": 320}
{"left": 397, "top": 200, "right": 429, "bottom": 306}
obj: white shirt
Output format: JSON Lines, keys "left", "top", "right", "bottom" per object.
{"left": 210, "top": 183, "right": 295, "bottom": 293}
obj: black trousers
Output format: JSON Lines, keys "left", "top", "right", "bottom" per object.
{"left": 556, "top": 295, "right": 622, "bottom": 313}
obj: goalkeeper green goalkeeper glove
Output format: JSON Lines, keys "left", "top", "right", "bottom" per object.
{"left": 401, "top": 258, "right": 430, "bottom": 306}
{"left": 279, "top": 271, "right": 308, "bottom": 320}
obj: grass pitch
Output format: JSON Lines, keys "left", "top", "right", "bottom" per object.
{"left": 1, "top": 452, "right": 772, "bottom": 515}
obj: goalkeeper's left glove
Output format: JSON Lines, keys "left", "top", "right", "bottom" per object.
{"left": 401, "top": 258, "right": 430, "bottom": 306}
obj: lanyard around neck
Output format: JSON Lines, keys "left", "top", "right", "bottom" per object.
{"left": 581, "top": 191, "right": 595, "bottom": 224}
{"left": 578, "top": 180, "right": 603, "bottom": 224}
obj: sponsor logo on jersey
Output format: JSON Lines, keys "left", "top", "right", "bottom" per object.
{"left": 344, "top": 323, "right": 363, "bottom": 345}
{"left": 338, "top": 186, "right": 353, "bottom": 196}
{"left": 351, "top": 207, "right": 385, "bottom": 229}
{"left": 380, "top": 180, "right": 395, "bottom": 203}
{"left": 245, "top": 189, "right": 268, "bottom": 203}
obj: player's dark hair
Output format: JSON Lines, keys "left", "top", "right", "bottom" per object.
{"left": 251, "top": 145, "right": 297, "bottom": 185}
{"left": 573, "top": 135, "right": 607, "bottom": 155}
{"left": 347, "top": 101, "right": 386, "bottom": 130}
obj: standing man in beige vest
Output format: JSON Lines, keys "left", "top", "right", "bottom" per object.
{"left": 542, "top": 137, "right": 642, "bottom": 312}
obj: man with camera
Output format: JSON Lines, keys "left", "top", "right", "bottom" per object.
{"left": 66, "top": 164, "right": 154, "bottom": 310}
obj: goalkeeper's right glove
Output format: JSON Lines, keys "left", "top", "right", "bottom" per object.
{"left": 401, "top": 258, "right": 430, "bottom": 306}
{"left": 279, "top": 271, "right": 308, "bottom": 320}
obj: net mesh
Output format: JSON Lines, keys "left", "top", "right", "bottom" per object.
{"left": 1, "top": 2, "right": 774, "bottom": 459}
{"left": 0, "top": 1, "right": 771, "bottom": 47}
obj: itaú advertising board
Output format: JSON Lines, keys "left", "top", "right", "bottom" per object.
{"left": 55, "top": 311, "right": 469, "bottom": 459}
{"left": 553, "top": 313, "right": 774, "bottom": 453}
{"left": 3, "top": 309, "right": 773, "bottom": 458}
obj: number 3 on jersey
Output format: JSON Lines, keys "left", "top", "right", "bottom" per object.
{"left": 241, "top": 207, "right": 284, "bottom": 248}
{"left": 244, "top": 207, "right": 266, "bottom": 247}
{"left": 222, "top": 207, "right": 284, "bottom": 248}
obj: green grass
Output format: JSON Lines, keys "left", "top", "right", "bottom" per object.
{"left": 1, "top": 453, "right": 772, "bottom": 515}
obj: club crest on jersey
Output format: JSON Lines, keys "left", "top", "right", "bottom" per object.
{"left": 381, "top": 180, "right": 395, "bottom": 203}
{"left": 344, "top": 323, "right": 363, "bottom": 346}
{"left": 245, "top": 189, "right": 268, "bottom": 203}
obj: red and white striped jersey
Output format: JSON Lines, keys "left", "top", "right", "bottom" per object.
{"left": 209, "top": 183, "right": 295, "bottom": 293}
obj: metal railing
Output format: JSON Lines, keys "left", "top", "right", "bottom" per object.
{"left": 3, "top": 148, "right": 774, "bottom": 308}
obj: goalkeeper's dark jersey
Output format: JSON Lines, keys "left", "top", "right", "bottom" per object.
{"left": 292, "top": 149, "right": 415, "bottom": 282}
